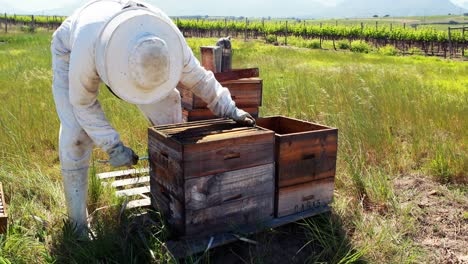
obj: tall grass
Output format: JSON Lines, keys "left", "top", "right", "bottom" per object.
{"left": 0, "top": 33, "right": 466, "bottom": 263}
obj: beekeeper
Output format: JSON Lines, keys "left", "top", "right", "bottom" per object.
{"left": 51, "top": 0, "right": 255, "bottom": 234}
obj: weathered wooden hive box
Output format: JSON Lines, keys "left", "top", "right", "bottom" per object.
{"left": 0, "top": 183, "right": 7, "bottom": 234}
{"left": 148, "top": 119, "right": 275, "bottom": 238}
{"left": 178, "top": 78, "right": 262, "bottom": 122}
{"left": 256, "top": 116, "right": 338, "bottom": 217}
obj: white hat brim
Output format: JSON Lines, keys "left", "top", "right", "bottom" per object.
{"left": 96, "top": 8, "right": 184, "bottom": 105}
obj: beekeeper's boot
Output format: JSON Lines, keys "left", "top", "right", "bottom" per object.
{"left": 62, "top": 167, "right": 89, "bottom": 237}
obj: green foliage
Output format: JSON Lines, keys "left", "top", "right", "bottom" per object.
{"left": 265, "top": 34, "right": 277, "bottom": 44}
{"left": 175, "top": 18, "right": 468, "bottom": 44}
{"left": 338, "top": 40, "right": 351, "bottom": 50}
{"left": 428, "top": 143, "right": 464, "bottom": 184}
{"left": 379, "top": 45, "right": 400, "bottom": 56}
{"left": 20, "top": 25, "right": 36, "bottom": 33}
{"left": 350, "top": 41, "right": 371, "bottom": 53}
{"left": 0, "top": 34, "right": 466, "bottom": 263}
{"left": 300, "top": 214, "right": 367, "bottom": 264}
{"left": 305, "top": 40, "right": 321, "bottom": 49}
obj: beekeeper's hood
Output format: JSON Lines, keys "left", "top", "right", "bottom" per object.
{"left": 95, "top": 7, "right": 184, "bottom": 104}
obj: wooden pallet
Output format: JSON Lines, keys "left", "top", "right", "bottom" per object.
{"left": 0, "top": 182, "right": 7, "bottom": 234}
{"left": 165, "top": 205, "right": 331, "bottom": 258}
{"left": 96, "top": 168, "right": 331, "bottom": 258}
{"left": 97, "top": 168, "right": 151, "bottom": 209}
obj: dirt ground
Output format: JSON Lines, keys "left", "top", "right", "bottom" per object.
{"left": 394, "top": 175, "right": 468, "bottom": 263}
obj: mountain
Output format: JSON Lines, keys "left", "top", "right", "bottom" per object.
{"left": 32, "top": 0, "right": 85, "bottom": 16}
{"left": 149, "top": 0, "right": 327, "bottom": 17}
{"left": 2, "top": 0, "right": 467, "bottom": 18}
{"left": 332, "top": 0, "right": 467, "bottom": 18}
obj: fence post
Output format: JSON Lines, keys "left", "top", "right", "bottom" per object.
{"left": 4, "top": 13, "right": 7, "bottom": 34}
{"left": 462, "top": 27, "right": 465, "bottom": 58}
{"left": 319, "top": 23, "right": 323, "bottom": 48}
{"left": 375, "top": 21, "right": 378, "bottom": 30}
{"left": 403, "top": 23, "right": 406, "bottom": 29}
{"left": 31, "top": 15, "right": 35, "bottom": 31}
{"left": 448, "top": 27, "right": 453, "bottom": 58}
{"left": 244, "top": 17, "right": 248, "bottom": 42}
{"left": 285, "top": 21, "right": 288, "bottom": 46}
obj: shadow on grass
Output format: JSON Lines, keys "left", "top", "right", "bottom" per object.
{"left": 196, "top": 212, "right": 367, "bottom": 264}
{"left": 50, "top": 209, "right": 366, "bottom": 264}
{"left": 50, "top": 208, "right": 172, "bottom": 264}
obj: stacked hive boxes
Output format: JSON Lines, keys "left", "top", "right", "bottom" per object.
{"left": 178, "top": 78, "right": 263, "bottom": 122}
{"left": 177, "top": 46, "right": 262, "bottom": 122}
{"left": 150, "top": 46, "right": 337, "bottom": 239}
{"left": 148, "top": 119, "right": 275, "bottom": 237}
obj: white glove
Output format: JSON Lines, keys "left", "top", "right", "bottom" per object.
{"left": 227, "top": 108, "right": 256, "bottom": 126}
{"left": 107, "top": 142, "right": 139, "bottom": 167}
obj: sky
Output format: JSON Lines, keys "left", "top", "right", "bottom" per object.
{"left": 1, "top": 0, "right": 342, "bottom": 11}
{"left": 2, "top": 0, "right": 467, "bottom": 15}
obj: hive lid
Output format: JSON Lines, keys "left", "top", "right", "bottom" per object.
{"left": 220, "top": 77, "right": 262, "bottom": 85}
{"left": 151, "top": 119, "right": 272, "bottom": 144}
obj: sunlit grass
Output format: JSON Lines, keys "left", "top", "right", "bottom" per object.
{"left": 0, "top": 33, "right": 466, "bottom": 263}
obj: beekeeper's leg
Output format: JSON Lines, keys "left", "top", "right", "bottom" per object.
{"left": 53, "top": 88, "right": 94, "bottom": 233}
{"left": 137, "top": 89, "right": 183, "bottom": 126}
{"left": 52, "top": 34, "right": 93, "bottom": 233}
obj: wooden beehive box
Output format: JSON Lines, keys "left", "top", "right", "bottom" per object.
{"left": 0, "top": 183, "right": 7, "bottom": 234}
{"left": 182, "top": 107, "right": 259, "bottom": 122}
{"left": 200, "top": 46, "right": 222, "bottom": 73}
{"left": 178, "top": 78, "right": 263, "bottom": 122}
{"left": 256, "top": 116, "right": 338, "bottom": 218}
{"left": 148, "top": 119, "right": 275, "bottom": 238}
{"left": 179, "top": 78, "right": 263, "bottom": 110}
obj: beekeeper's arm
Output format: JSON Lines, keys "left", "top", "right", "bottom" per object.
{"left": 68, "top": 33, "right": 138, "bottom": 167}
{"left": 178, "top": 42, "right": 255, "bottom": 126}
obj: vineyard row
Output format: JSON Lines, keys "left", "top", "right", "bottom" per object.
{"left": 1, "top": 15, "right": 466, "bottom": 56}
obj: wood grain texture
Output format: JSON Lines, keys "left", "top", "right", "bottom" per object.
{"left": 149, "top": 119, "right": 277, "bottom": 238}
{"left": 278, "top": 130, "right": 338, "bottom": 187}
{"left": 256, "top": 116, "right": 338, "bottom": 187}
{"left": 178, "top": 78, "right": 263, "bottom": 110}
{"left": 151, "top": 121, "right": 274, "bottom": 180}
{"left": 97, "top": 168, "right": 149, "bottom": 180}
{"left": 151, "top": 179, "right": 185, "bottom": 236}
{"left": 277, "top": 177, "right": 335, "bottom": 218}
{"left": 182, "top": 107, "right": 259, "bottom": 122}
{"left": 127, "top": 198, "right": 151, "bottom": 209}
{"left": 183, "top": 132, "right": 274, "bottom": 178}
{"left": 185, "top": 192, "right": 273, "bottom": 237}
{"left": 200, "top": 46, "right": 222, "bottom": 73}
{"left": 115, "top": 186, "right": 150, "bottom": 197}
{"left": 0, "top": 183, "right": 6, "bottom": 234}
{"left": 214, "top": 68, "right": 260, "bottom": 82}
{"left": 165, "top": 205, "right": 331, "bottom": 258}
{"left": 185, "top": 164, "right": 274, "bottom": 211}
{"left": 148, "top": 131, "right": 184, "bottom": 199}
{"left": 107, "top": 176, "right": 150, "bottom": 188}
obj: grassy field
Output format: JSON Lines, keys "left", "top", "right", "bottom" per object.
{"left": 0, "top": 32, "right": 466, "bottom": 263}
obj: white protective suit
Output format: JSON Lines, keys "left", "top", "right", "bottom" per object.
{"left": 51, "top": 0, "right": 240, "bottom": 231}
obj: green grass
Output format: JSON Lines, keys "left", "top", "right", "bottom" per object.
{"left": 0, "top": 33, "right": 467, "bottom": 263}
